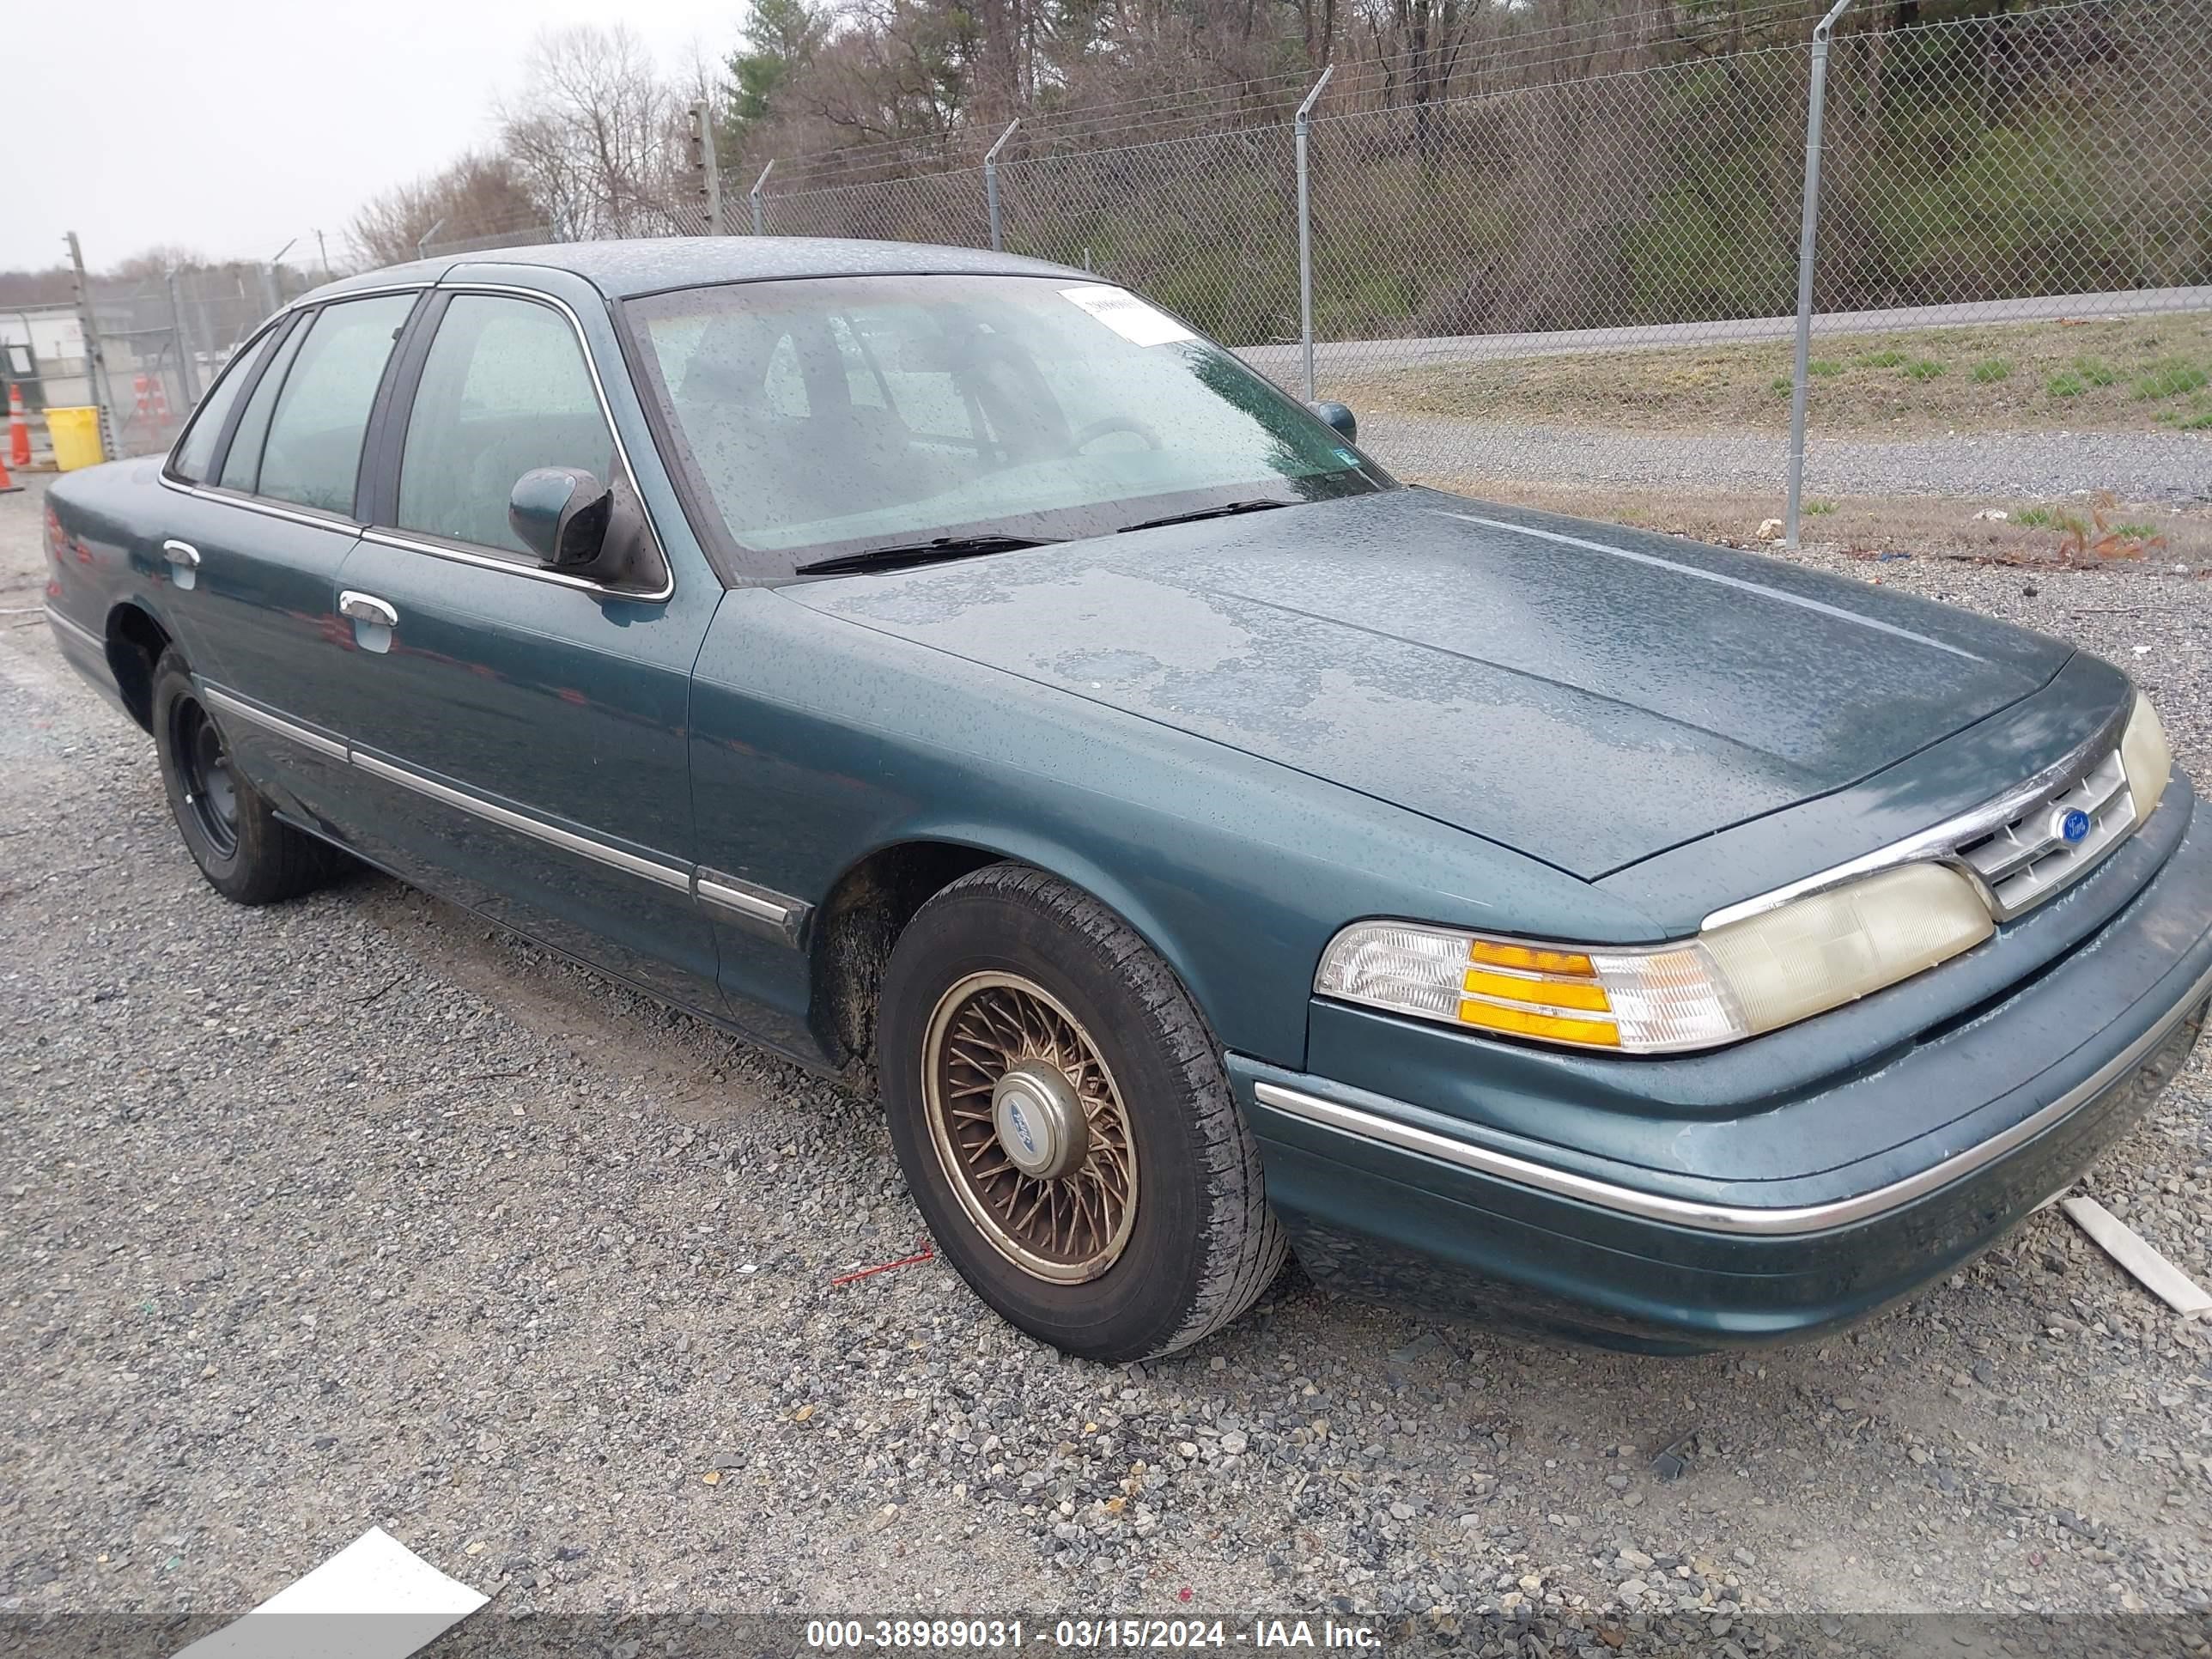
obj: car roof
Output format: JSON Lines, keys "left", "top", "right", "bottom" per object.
{"left": 299, "top": 237, "right": 1092, "bottom": 304}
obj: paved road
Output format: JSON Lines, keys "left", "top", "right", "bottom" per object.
{"left": 1238, "top": 286, "right": 2212, "bottom": 377}
{"left": 3, "top": 474, "right": 2210, "bottom": 1641}
{"left": 1360, "top": 414, "right": 2212, "bottom": 506}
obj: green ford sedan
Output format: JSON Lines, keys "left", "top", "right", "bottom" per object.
{"left": 42, "top": 240, "right": 2211, "bottom": 1362}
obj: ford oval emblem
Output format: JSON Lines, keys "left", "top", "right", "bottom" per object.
{"left": 1007, "top": 1101, "right": 1037, "bottom": 1154}
{"left": 2056, "top": 807, "right": 2092, "bottom": 845}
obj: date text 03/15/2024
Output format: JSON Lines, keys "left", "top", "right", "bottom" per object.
{"left": 802, "top": 1619, "right": 1383, "bottom": 1649}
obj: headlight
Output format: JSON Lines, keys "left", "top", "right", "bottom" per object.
{"left": 1315, "top": 863, "right": 1993, "bottom": 1054}
{"left": 2120, "top": 690, "right": 2171, "bottom": 826}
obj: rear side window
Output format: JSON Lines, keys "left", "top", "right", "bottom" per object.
{"left": 253, "top": 295, "right": 415, "bottom": 515}
{"left": 218, "top": 321, "right": 307, "bottom": 495}
{"left": 169, "top": 325, "right": 276, "bottom": 484}
{"left": 395, "top": 295, "right": 613, "bottom": 555}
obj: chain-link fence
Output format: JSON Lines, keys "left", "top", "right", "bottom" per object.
{"left": 738, "top": 0, "right": 2210, "bottom": 535}
{"left": 3, "top": 261, "right": 323, "bottom": 462}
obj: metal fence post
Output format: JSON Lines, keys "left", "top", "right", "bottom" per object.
{"left": 750, "top": 160, "right": 776, "bottom": 236}
{"left": 64, "top": 231, "right": 117, "bottom": 463}
{"left": 1786, "top": 0, "right": 1855, "bottom": 551}
{"left": 167, "top": 272, "right": 201, "bottom": 405}
{"left": 1294, "top": 66, "right": 1334, "bottom": 404}
{"left": 985, "top": 119, "right": 1021, "bottom": 252}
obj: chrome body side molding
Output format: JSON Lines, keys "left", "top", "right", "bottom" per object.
{"left": 189, "top": 681, "right": 806, "bottom": 927}
{"left": 1253, "top": 954, "right": 2212, "bottom": 1237}
{"left": 199, "top": 684, "right": 348, "bottom": 761}
{"left": 696, "top": 866, "right": 811, "bottom": 945}
{"left": 349, "top": 750, "right": 692, "bottom": 891}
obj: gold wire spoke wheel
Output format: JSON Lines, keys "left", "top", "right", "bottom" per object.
{"left": 921, "top": 971, "right": 1139, "bottom": 1285}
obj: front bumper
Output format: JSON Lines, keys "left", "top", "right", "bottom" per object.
{"left": 1232, "top": 781, "right": 2212, "bottom": 1352}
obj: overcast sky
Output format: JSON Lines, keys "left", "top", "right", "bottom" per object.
{"left": 13, "top": 0, "right": 740, "bottom": 273}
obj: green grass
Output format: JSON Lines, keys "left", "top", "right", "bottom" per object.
{"left": 2075, "top": 357, "right": 2118, "bottom": 387}
{"left": 2046, "top": 372, "right": 2085, "bottom": 398}
{"left": 1903, "top": 359, "right": 1948, "bottom": 381}
{"left": 1768, "top": 375, "right": 1792, "bottom": 395}
{"left": 2112, "top": 521, "right": 2160, "bottom": 539}
{"left": 1972, "top": 358, "right": 2012, "bottom": 384}
{"left": 2015, "top": 506, "right": 2057, "bottom": 527}
{"left": 1854, "top": 349, "right": 1908, "bottom": 368}
{"left": 2179, "top": 410, "right": 2212, "bottom": 431}
{"left": 1803, "top": 499, "right": 1837, "bottom": 516}
{"left": 1808, "top": 359, "right": 1844, "bottom": 377}
{"left": 2132, "top": 359, "right": 2209, "bottom": 400}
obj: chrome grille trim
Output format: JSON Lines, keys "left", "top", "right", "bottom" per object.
{"left": 1701, "top": 701, "right": 2136, "bottom": 933}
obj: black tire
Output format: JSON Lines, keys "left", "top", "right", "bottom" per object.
{"left": 879, "top": 864, "right": 1288, "bottom": 1362}
{"left": 150, "top": 649, "right": 338, "bottom": 906}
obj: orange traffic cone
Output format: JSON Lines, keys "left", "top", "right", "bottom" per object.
{"left": 7, "top": 385, "right": 30, "bottom": 469}
{"left": 0, "top": 451, "right": 17, "bottom": 494}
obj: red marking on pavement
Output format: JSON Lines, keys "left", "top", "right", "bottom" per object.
{"left": 830, "top": 1237, "right": 936, "bottom": 1285}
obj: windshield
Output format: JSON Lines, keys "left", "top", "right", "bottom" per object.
{"left": 622, "top": 273, "right": 1390, "bottom": 574}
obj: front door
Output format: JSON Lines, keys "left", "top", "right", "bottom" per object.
{"left": 329, "top": 289, "right": 721, "bottom": 1006}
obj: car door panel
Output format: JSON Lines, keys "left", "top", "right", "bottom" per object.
{"left": 325, "top": 282, "right": 722, "bottom": 1006}
{"left": 327, "top": 542, "right": 720, "bottom": 1001}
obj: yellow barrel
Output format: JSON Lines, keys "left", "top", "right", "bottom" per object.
{"left": 46, "top": 406, "right": 104, "bottom": 471}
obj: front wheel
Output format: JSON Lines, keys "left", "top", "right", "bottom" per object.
{"left": 151, "top": 650, "right": 339, "bottom": 905}
{"left": 879, "top": 865, "right": 1287, "bottom": 1361}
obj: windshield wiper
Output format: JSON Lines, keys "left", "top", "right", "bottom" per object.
{"left": 793, "top": 533, "right": 1065, "bottom": 576}
{"left": 1117, "top": 498, "right": 1295, "bottom": 535}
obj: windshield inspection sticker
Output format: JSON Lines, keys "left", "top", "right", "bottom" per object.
{"left": 1061, "top": 284, "right": 1194, "bottom": 347}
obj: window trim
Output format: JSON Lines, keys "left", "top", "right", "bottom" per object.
{"left": 159, "top": 284, "right": 433, "bottom": 532}
{"left": 360, "top": 283, "right": 674, "bottom": 604}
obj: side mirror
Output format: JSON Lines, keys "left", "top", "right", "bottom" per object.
{"left": 1310, "top": 400, "right": 1358, "bottom": 442}
{"left": 508, "top": 466, "right": 646, "bottom": 585}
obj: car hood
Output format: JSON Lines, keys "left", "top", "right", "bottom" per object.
{"left": 783, "top": 489, "right": 2069, "bottom": 877}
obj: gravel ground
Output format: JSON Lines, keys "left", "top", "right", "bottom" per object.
{"left": 3, "top": 473, "right": 2211, "bottom": 1644}
{"left": 1360, "top": 415, "right": 2212, "bottom": 507}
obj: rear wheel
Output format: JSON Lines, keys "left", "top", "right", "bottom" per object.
{"left": 879, "top": 865, "right": 1287, "bottom": 1361}
{"left": 151, "top": 650, "right": 338, "bottom": 905}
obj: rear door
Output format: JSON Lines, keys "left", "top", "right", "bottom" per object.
{"left": 329, "top": 285, "right": 723, "bottom": 1005}
{"left": 161, "top": 290, "right": 422, "bottom": 819}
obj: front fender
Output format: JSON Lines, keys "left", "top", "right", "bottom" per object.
{"left": 690, "top": 588, "right": 1658, "bottom": 1067}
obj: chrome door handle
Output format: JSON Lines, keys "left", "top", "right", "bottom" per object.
{"left": 161, "top": 539, "right": 201, "bottom": 590}
{"left": 338, "top": 591, "right": 398, "bottom": 628}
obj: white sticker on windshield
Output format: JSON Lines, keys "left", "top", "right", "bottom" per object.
{"left": 1060, "top": 285, "right": 1194, "bottom": 347}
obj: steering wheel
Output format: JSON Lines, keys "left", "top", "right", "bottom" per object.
{"left": 1071, "top": 416, "right": 1164, "bottom": 453}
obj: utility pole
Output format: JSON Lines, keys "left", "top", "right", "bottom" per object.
{"left": 64, "top": 231, "right": 115, "bottom": 462}
{"left": 688, "top": 101, "right": 725, "bottom": 234}
{"left": 314, "top": 228, "right": 331, "bottom": 283}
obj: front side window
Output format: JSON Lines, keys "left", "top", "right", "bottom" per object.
{"left": 623, "top": 274, "right": 1387, "bottom": 572}
{"left": 253, "top": 294, "right": 415, "bottom": 515}
{"left": 395, "top": 295, "right": 614, "bottom": 556}
{"left": 168, "top": 323, "right": 277, "bottom": 484}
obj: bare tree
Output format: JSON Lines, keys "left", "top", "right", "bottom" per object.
{"left": 349, "top": 152, "right": 547, "bottom": 265}
{"left": 499, "top": 26, "right": 693, "bottom": 239}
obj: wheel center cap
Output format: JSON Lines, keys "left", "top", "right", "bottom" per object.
{"left": 992, "top": 1063, "right": 1088, "bottom": 1180}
